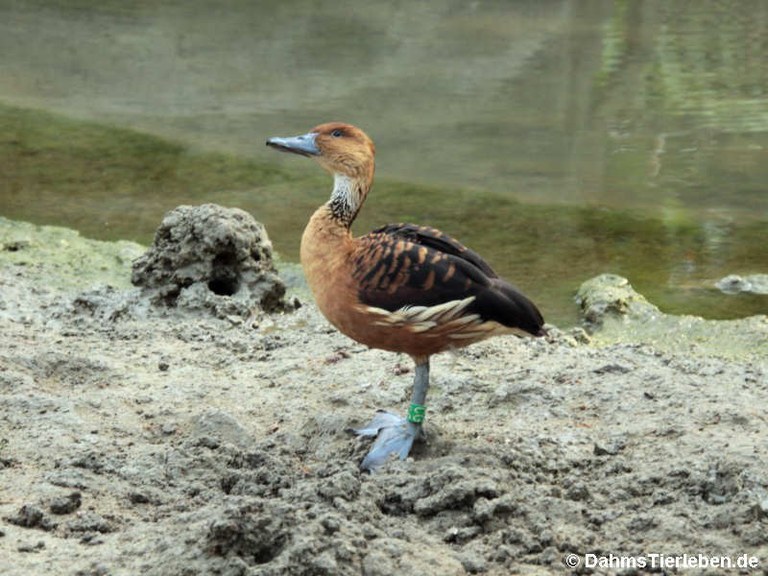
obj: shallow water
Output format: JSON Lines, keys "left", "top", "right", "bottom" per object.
{"left": 0, "top": 0, "right": 766, "bottom": 325}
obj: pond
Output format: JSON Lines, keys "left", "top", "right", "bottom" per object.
{"left": 0, "top": 0, "right": 766, "bottom": 326}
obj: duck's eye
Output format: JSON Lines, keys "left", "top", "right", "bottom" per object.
{"left": 331, "top": 129, "right": 343, "bottom": 138}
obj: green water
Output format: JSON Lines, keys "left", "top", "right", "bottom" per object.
{"left": 0, "top": 0, "right": 766, "bottom": 326}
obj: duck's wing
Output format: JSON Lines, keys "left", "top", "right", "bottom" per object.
{"left": 351, "top": 223, "right": 544, "bottom": 336}
{"left": 369, "top": 223, "right": 498, "bottom": 278}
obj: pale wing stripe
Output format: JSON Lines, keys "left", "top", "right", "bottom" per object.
{"left": 404, "top": 296, "right": 476, "bottom": 323}
{"left": 365, "top": 297, "right": 476, "bottom": 329}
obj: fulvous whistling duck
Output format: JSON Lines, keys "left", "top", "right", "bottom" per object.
{"left": 266, "top": 123, "right": 545, "bottom": 471}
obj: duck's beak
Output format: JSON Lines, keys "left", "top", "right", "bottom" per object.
{"left": 266, "top": 132, "right": 320, "bottom": 157}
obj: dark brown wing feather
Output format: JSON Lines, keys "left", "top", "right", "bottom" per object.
{"left": 371, "top": 223, "right": 498, "bottom": 278}
{"left": 352, "top": 223, "right": 544, "bottom": 336}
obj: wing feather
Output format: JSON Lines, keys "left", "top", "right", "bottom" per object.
{"left": 370, "top": 223, "right": 498, "bottom": 278}
{"left": 352, "top": 224, "right": 544, "bottom": 336}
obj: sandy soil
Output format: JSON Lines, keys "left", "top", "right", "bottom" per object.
{"left": 1, "top": 214, "right": 766, "bottom": 576}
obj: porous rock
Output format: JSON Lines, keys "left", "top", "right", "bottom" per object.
{"left": 576, "top": 273, "right": 768, "bottom": 361}
{"left": 716, "top": 274, "right": 768, "bottom": 295}
{"left": 575, "top": 273, "right": 658, "bottom": 326}
{"left": 131, "top": 204, "right": 288, "bottom": 317}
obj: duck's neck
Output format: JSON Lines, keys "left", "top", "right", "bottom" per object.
{"left": 327, "top": 172, "right": 371, "bottom": 228}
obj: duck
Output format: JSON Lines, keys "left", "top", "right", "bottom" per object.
{"left": 266, "top": 122, "right": 545, "bottom": 471}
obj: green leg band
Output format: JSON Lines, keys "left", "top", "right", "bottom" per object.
{"left": 407, "top": 403, "right": 426, "bottom": 424}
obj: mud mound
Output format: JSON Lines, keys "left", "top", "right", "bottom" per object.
{"left": 131, "top": 204, "right": 290, "bottom": 316}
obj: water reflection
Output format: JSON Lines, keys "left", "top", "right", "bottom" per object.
{"left": 0, "top": 0, "right": 765, "bottom": 324}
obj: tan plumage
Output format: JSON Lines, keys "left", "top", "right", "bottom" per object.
{"left": 267, "top": 122, "right": 544, "bottom": 470}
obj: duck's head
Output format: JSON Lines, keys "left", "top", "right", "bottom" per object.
{"left": 266, "top": 122, "right": 375, "bottom": 181}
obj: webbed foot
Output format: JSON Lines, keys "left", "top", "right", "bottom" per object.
{"left": 352, "top": 410, "right": 422, "bottom": 472}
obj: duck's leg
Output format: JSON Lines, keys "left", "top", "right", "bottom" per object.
{"left": 354, "top": 358, "right": 430, "bottom": 472}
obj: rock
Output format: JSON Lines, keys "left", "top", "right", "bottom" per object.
{"left": 128, "top": 491, "right": 151, "bottom": 505}
{"left": 5, "top": 505, "right": 56, "bottom": 531}
{"left": 49, "top": 492, "right": 82, "bottom": 515}
{"left": 65, "top": 512, "right": 114, "bottom": 534}
{"left": 131, "top": 204, "right": 289, "bottom": 317}
{"left": 575, "top": 274, "right": 659, "bottom": 325}
{"left": 575, "top": 274, "right": 768, "bottom": 361}
{"left": 716, "top": 274, "right": 768, "bottom": 295}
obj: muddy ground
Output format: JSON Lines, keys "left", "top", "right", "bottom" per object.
{"left": 1, "top": 215, "right": 767, "bottom": 576}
